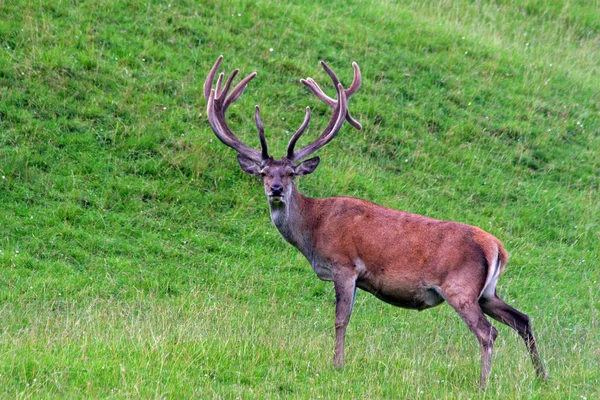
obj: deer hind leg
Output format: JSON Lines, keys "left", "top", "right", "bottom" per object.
{"left": 445, "top": 296, "right": 498, "bottom": 390}
{"left": 332, "top": 268, "right": 358, "bottom": 368}
{"left": 479, "top": 295, "right": 548, "bottom": 380}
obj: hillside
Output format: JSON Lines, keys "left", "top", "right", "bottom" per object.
{"left": 1, "top": 0, "right": 598, "bottom": 398}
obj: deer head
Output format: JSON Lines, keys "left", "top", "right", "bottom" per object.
{"left": 204, "top": 56, "right": 362, "bottom": 205}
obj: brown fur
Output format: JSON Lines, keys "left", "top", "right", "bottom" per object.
{"left": 302, "top": 192, "right": 494, "bottom": 308}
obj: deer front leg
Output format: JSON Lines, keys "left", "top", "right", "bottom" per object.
{"left": 332, "top": 268, "right": 358, "bottom": 368}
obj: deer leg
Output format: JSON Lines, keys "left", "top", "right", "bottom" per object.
{"left": 447, "top": 298, "right": 498, "bottom": 390}
{"left": 332, "top": 269, "right": 358, "bottom": 368}
{"left": 480, "top": 295, "right": 548, "bottom": 380}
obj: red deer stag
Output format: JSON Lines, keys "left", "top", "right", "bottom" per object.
{"left": 203, "top": 56, "right": 548, "bottom": 389}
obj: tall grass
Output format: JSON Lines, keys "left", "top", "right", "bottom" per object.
{"left": 1, "top": 0, "right": 598, "bottom": 398}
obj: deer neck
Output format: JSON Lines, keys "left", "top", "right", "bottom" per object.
{"left": 268, "top": 184, "right": 313, "bottom": 257}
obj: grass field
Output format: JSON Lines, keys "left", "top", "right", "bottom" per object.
{"left": 1, "top": 0, "right": 599, "bottom": 398}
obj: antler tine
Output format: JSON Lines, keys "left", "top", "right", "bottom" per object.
{"left": 300, "top": 61, "right": 363, "bottom": 131}
{"left": 286, "top": 107, "right": 311, "bottom": 160}
{"left": 301, "top": 78, "right": 336, "bottom": 106}
{"left": 288, "top": 83, "right": 347, "bottom": 163}
{"left": 216, "top": 69, "right": 238, "bottom": 101}
{"left": 204, "top": 56, "right": 264, "bottom": 162}
{"left": 347, "top": 62, "right": 362, "bottom": 96}
{"left": 324, "top": 60, "right": 362, "bottom": 97}
{"left": 204, "top": 55, "right": 223, "bottom": 100}
{"left": 215, "top": 73, "right": 225, "bottom": 98}
{"left": 254, "top": 106, "right": 270, "bottom": 160}
{"left": 224, "top": 71, "right": 258, "bottom": 109}
{"left": 320, "top": 61, "right": 342, "bottom": 88}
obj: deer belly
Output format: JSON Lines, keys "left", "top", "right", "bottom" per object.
{"left": 357, "top": 280, "right": 445, "bottom": 310}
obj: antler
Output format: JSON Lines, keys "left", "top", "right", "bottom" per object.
{"left": 204, "top": 56, "right": 269, "bottom": 163}
{"left": 286, "top": 61, "right": 362, "bottom": 163}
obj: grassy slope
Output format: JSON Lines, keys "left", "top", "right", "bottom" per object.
{"left": 1, "top": 0, "right": 598, "bottom": 398}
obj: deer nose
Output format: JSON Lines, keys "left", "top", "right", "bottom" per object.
{"left": 270, "top": 184, "right": 284, "bottom": 196}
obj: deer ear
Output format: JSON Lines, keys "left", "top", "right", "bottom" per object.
{"left": 237, "top": 154, "right": 262, "bottom": 176}
{"left": 295, "top": 156, "right": 320, "bottom": 176}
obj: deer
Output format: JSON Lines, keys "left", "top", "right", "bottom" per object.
{"left": 203, "top": 56, "right": 548, "bottom": 389}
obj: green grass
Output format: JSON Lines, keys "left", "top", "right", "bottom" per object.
{"left": 1, "top": 0, "right": 599, "bottom": 398}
